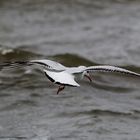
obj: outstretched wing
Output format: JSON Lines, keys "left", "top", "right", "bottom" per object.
{"left": 29, "top": 59, "right": 66, "bottom": 71}
{"left": 86, "top": 65, "right": 140, "bottom": 77}
{"left": 0, "top": 59, "right": 66, "bottom": 72}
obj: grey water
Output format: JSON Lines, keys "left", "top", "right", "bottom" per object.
{"left": 0, "top": 0, "right": 140, "bottom": 140}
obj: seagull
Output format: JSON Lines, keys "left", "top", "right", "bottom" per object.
{"left": 18, "top": 59, "right": 139, "bottom": 94}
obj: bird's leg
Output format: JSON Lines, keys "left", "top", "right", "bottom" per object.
{"left": 85, "top": 72, "right": 92, "bottom": 82}
{"left": 57, "top": 85, "right": 65, "bottom": 94}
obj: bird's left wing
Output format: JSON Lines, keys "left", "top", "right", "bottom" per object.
{"left": 85, "top": 65, "right": 140, "bottom": 77}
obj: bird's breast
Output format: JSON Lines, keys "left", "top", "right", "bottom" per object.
{"left": 44, "top": 70, "right": 80, "bottom": 87}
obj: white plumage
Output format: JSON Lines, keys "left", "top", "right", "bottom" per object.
{"left": 43, "top": 69, "right": 80, "bottom": 87}
{"left": 27, "top": 59, "right": 140, "bottom": 94}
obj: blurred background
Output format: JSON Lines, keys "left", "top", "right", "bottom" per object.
{"left": 0, "top": 0, "right": 140, "bottom": 140}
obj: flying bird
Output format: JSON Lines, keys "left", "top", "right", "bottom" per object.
{"left": 14, "top": 59, "right": 139, "bottom": 94}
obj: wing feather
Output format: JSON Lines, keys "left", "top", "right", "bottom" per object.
{"left": 29, "top": 59, "right": 66, "bottom": 72}
{"left": 86, "top": 65, "right": 140, "bottom": 77}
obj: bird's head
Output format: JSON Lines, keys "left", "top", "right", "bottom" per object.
{"left": 78, "top": 66, "right": 92, "bottom": 82}
{"left": 81, "top": 71, "right": 92, "bottom": 82}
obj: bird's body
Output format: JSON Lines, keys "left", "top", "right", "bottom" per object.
{"left": 44, "top": 69, "right": 80, "bottom": 87}
{"left": 1, "top": 59, "right": 140, "bottom": 94}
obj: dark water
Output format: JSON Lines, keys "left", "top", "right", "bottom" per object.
{"left": 0, "top": 0, "right": 140, "bottom": 140}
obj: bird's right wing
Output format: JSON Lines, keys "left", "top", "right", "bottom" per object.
{"left": 85, "top": 65, "right": 140, "bottom": 77}
{"left": 29, "top": 59, "right": 66, "bottom": 72}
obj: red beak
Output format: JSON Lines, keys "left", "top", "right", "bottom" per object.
{"left": 85, "top": 73, "right": 92, "bottom": 82}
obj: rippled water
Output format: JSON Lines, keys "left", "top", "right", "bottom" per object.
{"left": 0, "top": 0, "right": 140, "bottom": 140}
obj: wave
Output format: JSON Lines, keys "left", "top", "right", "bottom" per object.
{"left": 56, "top": 109, "right": 133, "bottom": 118}
{"left": 0, "top": 47, "right": 140, "bottom": 90}
{"left": 0, "top": 47, "right": 140, "bottom": 69}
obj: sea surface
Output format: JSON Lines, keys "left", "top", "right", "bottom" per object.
{"left": 0, "top": 0, "right": 140, "bottom": 140}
